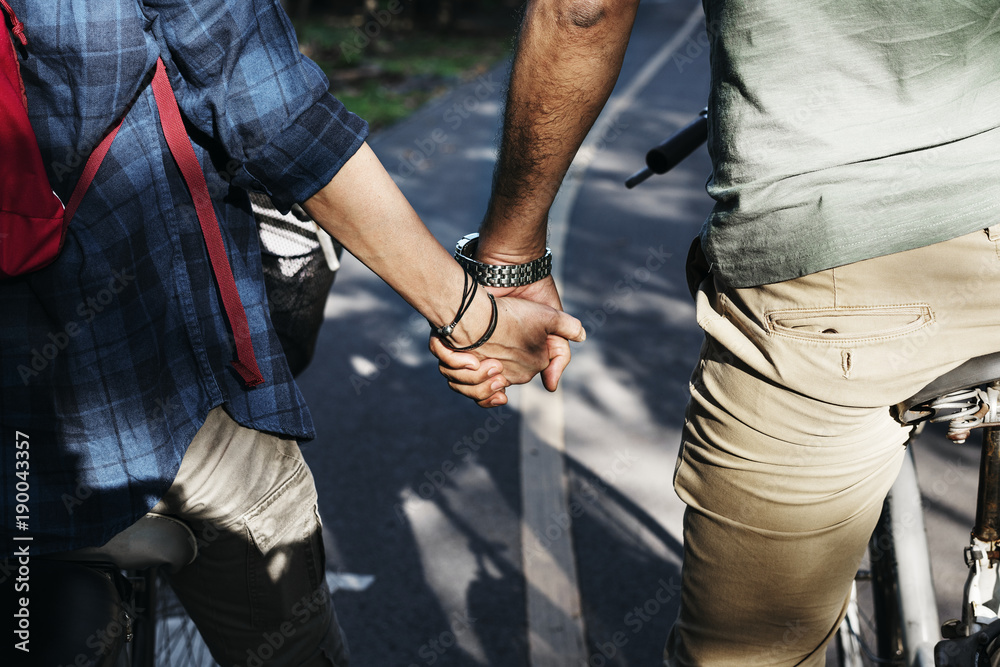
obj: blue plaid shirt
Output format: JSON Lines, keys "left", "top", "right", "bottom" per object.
{"left": 1, "top": 0, "right": 367, "bottom": 554}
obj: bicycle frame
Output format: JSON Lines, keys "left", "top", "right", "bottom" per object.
{"left": 930, "top": 384, "right": 1000, "bottom": 665}
{"left": 872, "top": 377, "right": 1000, "bottom": 667}
{"left": 127, "top": 567, "right": 159, "bottom": 666}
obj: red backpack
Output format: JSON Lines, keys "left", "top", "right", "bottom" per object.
{"left": 0, "top": 1, "right": 264, "bottom": 386}
{"left": 0, "top": 0, "right": 66, "bottom": 277}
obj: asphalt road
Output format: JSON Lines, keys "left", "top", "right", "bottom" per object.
{"left": 293, "top": 0, "right": 980, "bottom": 665}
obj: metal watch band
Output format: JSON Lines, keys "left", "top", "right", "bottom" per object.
{"left": 454, "top": 233, "right": 552, "bottom": 288}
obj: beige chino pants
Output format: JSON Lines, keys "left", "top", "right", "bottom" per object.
{"left": 665, "top": 227, "right": 1000, "bottom": 665}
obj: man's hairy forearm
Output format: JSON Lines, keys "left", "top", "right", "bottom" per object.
{"left": 478, "top": 0, "right": 640, "bottom": 262}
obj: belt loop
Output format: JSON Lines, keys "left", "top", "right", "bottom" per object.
{"left": 987, "top": 225, "right": 1000, "bottom": 241}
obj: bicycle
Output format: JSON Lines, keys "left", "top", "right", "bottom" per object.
{"left": 834, "top": 362, "right": 1000, "bottom": 666}
{"left": 36, "top": 512, "right": 215, "bottom": 666}
{"left": 628, "top": 114, "right": 1000, "bottom": 667}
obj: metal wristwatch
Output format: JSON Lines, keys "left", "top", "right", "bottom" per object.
{"left": 454, "top": 233, "right": 552, "bottom": 288}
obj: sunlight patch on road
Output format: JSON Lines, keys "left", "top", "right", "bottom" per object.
{"left": 325, "top": 571, "right": 375, "bottom": 593}
{"left": 395, "top": 462, "right": 522, "bottom": 666}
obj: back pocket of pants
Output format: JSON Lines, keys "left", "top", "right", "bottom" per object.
{"left": 764, "top": 304, "right": 933, "bottom": 342}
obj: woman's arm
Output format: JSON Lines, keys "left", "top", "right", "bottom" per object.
{"left": 302, "top": 142, "right": 586, "bottom": 406}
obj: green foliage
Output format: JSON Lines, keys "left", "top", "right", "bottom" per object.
{"left": 293, "top": 13, "right": 512, "bottom": 130}
{"left": 335, "top": 81, "right": 441, "bottom": 130}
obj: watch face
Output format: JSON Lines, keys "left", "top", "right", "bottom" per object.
{"left": 456, "top": 234, "right": 480, "bottom": 258}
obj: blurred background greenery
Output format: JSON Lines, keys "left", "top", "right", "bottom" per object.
{"left": 282, "top": 0, "right": 523, "bottom": 129}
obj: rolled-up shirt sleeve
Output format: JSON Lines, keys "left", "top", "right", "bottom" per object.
{"left": 139, "top": 0, "right": 368, "bottom": 210}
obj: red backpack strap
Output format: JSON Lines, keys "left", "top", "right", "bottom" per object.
{"left": 0, "top": 0, "right": 27, "bottom": 102}
{"left": 13, "top": 39, "right": 264, "bottom": 386}
{"left": 0, "top": 1, "right": 25, "bottom": 46}
{"left": 64, "top": 124, "right": 123, "bottom": 224}
{"left": 149, "top": 58, "right": 264, "bottom": 387}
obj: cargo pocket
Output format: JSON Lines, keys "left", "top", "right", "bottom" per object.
{"left": 244, "top": 458, "right": 326, "bottom": 629}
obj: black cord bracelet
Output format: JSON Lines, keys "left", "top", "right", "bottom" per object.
{"left": 430, "top": 270, "right": 499, "bottom": 351}
{"left": 445, "top": 292, "right": 497, "bottom": 351}
{"left": 431, "top": 269, "right": 477, "bottom": 338}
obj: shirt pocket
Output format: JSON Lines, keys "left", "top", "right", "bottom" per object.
{"left": 764, "top": 304, "right": 934, "bottom": 343}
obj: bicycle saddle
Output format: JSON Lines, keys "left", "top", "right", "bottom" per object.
{"left": 896, "top": 351, "right": 1000, "bottom": 425}
{"left": 54, "top": 512, "right": 198, "bottom": 572}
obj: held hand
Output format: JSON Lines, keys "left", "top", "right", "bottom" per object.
{"left": 483, "top": 278, "right": 570, "bottom": 392}
{"left": 429, "top": 295, "right": 585, "bottom": 408}
{"left": 471, "top": 241, "right": 571, "bottom": 401}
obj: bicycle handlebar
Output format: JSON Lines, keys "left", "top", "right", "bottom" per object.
{"left": 625, "top": 108, "right": 709, "bottom": 188}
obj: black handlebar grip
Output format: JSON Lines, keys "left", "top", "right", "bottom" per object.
{"left": 625, "top": 108, "right": 708, "bottom": 188}
{"left": 644, "top": 108, "right": 708, "bottom": 175}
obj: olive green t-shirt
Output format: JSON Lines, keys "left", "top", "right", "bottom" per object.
{"left": 701, "top": 0, "right": 1000, "bottom": 288}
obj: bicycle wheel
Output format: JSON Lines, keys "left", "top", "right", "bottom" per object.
{"left": 834, "top": 499, "right": 905, "bottom": 666}
{"left": 128, "top": 569, "right": 215, "bottom": 667}
{"left": 152, "top": 571, "right": 215, "bottom": 666}
{"left": 833, "top": 445, "right": 939, "bottom": 667}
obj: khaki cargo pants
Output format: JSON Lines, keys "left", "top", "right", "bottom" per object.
{"left": 152, "top": 407, "right": 349, "bottom": 666}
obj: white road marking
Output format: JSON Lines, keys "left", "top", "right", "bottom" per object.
{"left": 519, "top": 4, "right": 707, "bottom": 665}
